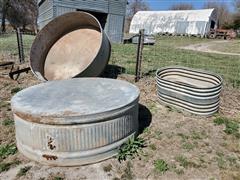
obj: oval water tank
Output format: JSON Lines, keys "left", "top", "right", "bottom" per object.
{"left": 30, "top": 12, "right": 111, "bottom": 81}
{"left": 11, "top": 78, "right": 139, "bottom": 166}
{"left": 156, "top": 66, "right": 222, "bottom": 116}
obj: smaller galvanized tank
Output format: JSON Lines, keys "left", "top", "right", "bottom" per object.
{"left": 11, "top": 78, "right": 139, "bottom": 166}
{"left": 156, "top": 66, "right": 222, "bottom": 116}
{"left": 30, "top": 12, "right": 111, "bottom": 81}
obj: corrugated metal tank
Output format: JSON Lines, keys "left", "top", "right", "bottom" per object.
{"left": 156, "top": 66, "right": 222, "bottom": 116}
{"left": 11, "top": 78, "right": 140, "bottom": 166}
{"left": 31, "top": 11, "right": 111, "bottom": 81}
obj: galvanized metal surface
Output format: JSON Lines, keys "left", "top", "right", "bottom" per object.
{"left": 11, "top": 78, "right": 140, "bottom": 166}
{"left": 31, "top": 11, "right": 111, "bottom": 81}
{"left": 130, "top": 9, "right": 217, "bottom": 36}
{"left": 38, "top": 0, "right": 127, "bottom": 43}
{"left": 156, "top": 66, "right": 222, "bottom": 116}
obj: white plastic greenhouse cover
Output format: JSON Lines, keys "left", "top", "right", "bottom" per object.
{"left": 129, "top": 9, "right": 217, "bottom": 36}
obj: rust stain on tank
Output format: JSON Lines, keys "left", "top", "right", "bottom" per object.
{"left": 47, "top": 137, "right": 56, "bottom": 150}
{"left": 42, "top": 154, "right": 58, "bottom": 160}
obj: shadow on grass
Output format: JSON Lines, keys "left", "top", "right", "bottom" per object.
{"left": 101, "top": 64, "right": 126, "bottom": 79}
{"left": 138, "top": 104, "right": 152, "bottom": 134}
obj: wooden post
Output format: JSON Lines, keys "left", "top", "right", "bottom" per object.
{"left": 16, "top": 28, "right": 25, "bottom": 63}
{"left": 135, "top": 29, "right": 144, "bottom": 82}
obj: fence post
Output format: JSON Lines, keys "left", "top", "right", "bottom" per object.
{"left": 16, "top": 28, "right": 25, "bottom": 63}
{"left": 135, "top": 29, "right": 144, "bottom": 82}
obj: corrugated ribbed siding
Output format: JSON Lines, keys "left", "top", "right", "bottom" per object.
{"left": 107, "top": 14, "right": 124, "bottom": 43}
{"left": 15, "top": 107, "right": 138, "bottom": 152}
{"left": 55, "top": 6, "right": 75, "bottom": 16}
{"left": 109, "top": 0, "right": 126, "bottom": 15}
{"left": 54, "top": 0, "right": 108, "bottom": 13}
{"left": 38, "top": 0, "right": 54, "bottom": 28}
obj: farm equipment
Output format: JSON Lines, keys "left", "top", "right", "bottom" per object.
{"left": 207, "top": 29, "right": 237, "bottom": 40}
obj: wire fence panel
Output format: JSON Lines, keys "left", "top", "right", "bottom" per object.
{"left": 110, "top": 34, "right": 240, "bottom": 88}
{"left": 0, "top": 32, "right": 35, "bottom": 64}
{"left": 1, "top": 32, "right": 240, "bottom": 88}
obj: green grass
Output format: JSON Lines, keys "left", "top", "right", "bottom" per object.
{"left": 212, "top": 40, "right": 240, "bottom": 54}
{"left": 1, "top": 34, "right": 240, "bottom": 87}
{"left": 214, "top": 116, "right": 240, "bottom": 138}
{"left": 154, "top": 159, "right": 169, "bottom": 174}
{"left": 111, "top": 36, "right": 240, "bottom": 88}
{"left": 0, "top": 144, "right": 17, "bottom": 159}
{"left": 0, "top": 34, "right": 34, "bottom": 59}
{"left": 175, "top": 155, "right": 190, "bottom": 168}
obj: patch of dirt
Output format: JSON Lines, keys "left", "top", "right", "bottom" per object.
{"left": 180, "top": 41, "right": 240, "bottom": 56}
{"left": 0, "top": 68, "right": 240, "bottom": 180}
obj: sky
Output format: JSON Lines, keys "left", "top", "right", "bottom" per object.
{"left": 147, "top": 0, "right": 235, "bottom": 11}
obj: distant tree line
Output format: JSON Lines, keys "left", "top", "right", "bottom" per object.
{"left": 169, "top": 0, "right": 240, "bottom": 29}
{"left": 0, "top": 0, "right": 38, "bottom": 33}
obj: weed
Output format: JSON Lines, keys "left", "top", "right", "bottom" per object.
{"left": 143, "top": 128, "right": 150, "bottom": 134}
{"left": 2, "top": 119, "right": 14, "bottom": 126}
{"left": 154, "top": 130, "right": 162, "bottom": 140}
{"left": 117, "top": 137, "right": 145, "bottom": 162}
{"left": 177, "top": 133, "right": 189, "bottom": 142}
{"left": 0, "top": 162, "right": 12, "bottom": 173}
{"left": 149, "top": 144, "right": 157, "bottom": 151}
{"left": 154, "top": 159, "right": 169, "bottom": 174}
{"left": 0, "top": 101, "right": 9, "bottom": 108}
{"left": 226, "top": 156, "right": 237, "bottom": 166}
{"left": 214, "top": 117, "right": 227, "bottom": 125}
{"left": 11, "top": 87, "right": 22, "bottom": 95}
{"left": 191, "top": 130, "right": 203, "bottom": 140}
{"left": 216, "top": 156, "right": 227, "bottom": 169}
{"left": 174, "top": 168, "right": 184, "bottom": 175}
{"left": 216, "top": 152, "right": 227, "bottom": 169}
{"left": 0, "top": 144, "right": 17, "bottom": 159}
{"left": 54, "top": 177, "right": 64, "bottom": 180}
{"left": 175, "top": 156, "right": 189, "bottom": 168}
{"left": 103, "top": 164, "right": 112, "bottom": 172}
{"left": 213, "top": 116, "right": 240, "bottom": 138}
{"left": 0, "top": 160, "right": 20, "bottom": 173}
{"left": 182, "top": 142, "right": 195, "bottom": 151}
{"left": 17, "top": 166, "right": 32, "bottom": 177}
{"left": 121, "top": 161, "right": 134, "bottom": 180}
{"left": 224, "top": 121, "right": 239, "bottom": 135}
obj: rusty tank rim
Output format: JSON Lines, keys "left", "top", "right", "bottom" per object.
{"left": 30, "top": 11, "right": 111, "bottom": 81}
{"left": 11, "top": 78, "right": 140, "bottom": 125}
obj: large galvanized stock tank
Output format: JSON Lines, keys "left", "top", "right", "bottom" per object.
{"left": 11, "top": 78, "right": 140, "bottom": 166}
{"left": 30, "top": 12, "right": 111, "bottom": 81}
{"left": 156, "top": 66, "right": 222, "bottom": 116}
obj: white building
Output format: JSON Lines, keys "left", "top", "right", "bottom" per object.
{"left": 129, "top": 9, "right": 217, "bottom": 36}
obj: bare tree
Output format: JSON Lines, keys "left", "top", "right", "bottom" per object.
{"left": 203, "top": 1, "right": 232, "bottom": 28}
{"left": 232, "top": 0, "right": 240, "bottom": 29}
{"left": 124, "top": 0, "right": 150, "bottom": 33}
{"left": 233, "top": 0, "right": 240, "bottom": 11}
{"left": 0, "top": 0, "right": 9, "bottom": 32}
{"left": 6, "top": 0, "right": 38, "bottom": 33}
{"left": 169, "top": 3, "right": 194, "bottom": 10}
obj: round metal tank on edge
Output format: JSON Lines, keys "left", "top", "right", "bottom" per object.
{"left": 11, "top": 78, "right": 139, "bottom": 166}
{"left": 156, "top": 66, "right": 223, "bottom": 116}
{"left": 30, "top": 12, "right": 111, "bottom": 81}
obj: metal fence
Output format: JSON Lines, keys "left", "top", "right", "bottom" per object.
{"left": 110, "top": 33, "right": 240, "bottom": 88}
{"left": 1, "top": 31, "right": 240, "bottom": 88}
{"left": 0, "top": 31, "right": 35, "bottom": 64}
